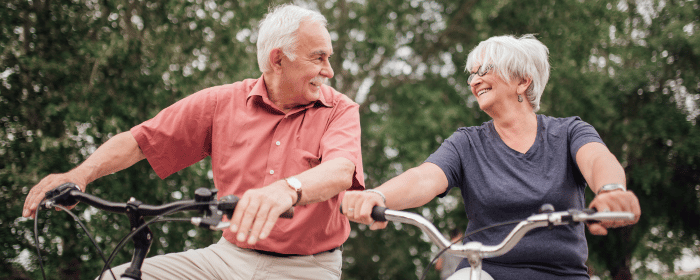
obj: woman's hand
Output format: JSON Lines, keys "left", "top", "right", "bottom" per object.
{"left": 342, "top": 190, "right": 388, "bottom": 230}
{"left": 586, "top": 190, "right": 641, "bottom": 235}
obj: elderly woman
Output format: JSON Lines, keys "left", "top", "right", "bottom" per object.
{"left": 342, "top": 34, "right": 641, "bottom": 279}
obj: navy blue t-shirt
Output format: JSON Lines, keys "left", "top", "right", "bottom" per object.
{"left": 426, "top": 115, "right": 604, "bottom": 279}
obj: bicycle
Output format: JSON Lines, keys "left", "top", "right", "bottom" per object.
{"left": 361, "top": 204, "right": 635, "bottom": 280}
{"left": 33, "top": 182, "right": 293, "bottom": 280}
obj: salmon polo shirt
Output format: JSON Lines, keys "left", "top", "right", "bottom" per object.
{"left": 130, "top": 76, "right": 365, "bottom": 255}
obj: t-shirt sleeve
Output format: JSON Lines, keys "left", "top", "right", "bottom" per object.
{"left": 425, "top": 130, "right": 466, "bottom": 197}
{"left": 130, "top": 89, "right": 215, "bottom": 179}
{"left": 319, "top": 96, "right": 365, "bottom": 190}
{"left": 568, "top": 116, "right": 605, "bottom": 160}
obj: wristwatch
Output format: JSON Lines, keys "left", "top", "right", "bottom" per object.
{"left": 285, "top": 177, "right": 302, "bottom": 206}
{"left": 596, "top": 183, "right": 626, "bottom": 195}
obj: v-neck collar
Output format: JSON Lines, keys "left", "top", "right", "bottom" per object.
{"left": 489, "top": 114, "right": 543, "bottom": 156}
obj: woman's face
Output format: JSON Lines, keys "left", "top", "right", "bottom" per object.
{"left": 468, "top": 64, "right": 520, "bottom": 113}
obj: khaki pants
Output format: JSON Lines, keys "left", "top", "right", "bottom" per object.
{"left": 98, "top": 238, "right": 342, "bottom": 280}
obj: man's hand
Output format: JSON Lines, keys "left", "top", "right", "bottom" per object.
{"left": 587, "top": 190, "right": 641, "bottom": 235}
{"left": 23, "top": 172, "right": 87, "bottom": 218}
{"left": 228, "top": 180, "right": 297, "bottom": 245}
{"left": 341, "top": 190, "right": 388, "bottom": 230}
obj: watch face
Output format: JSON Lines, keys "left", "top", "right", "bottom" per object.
{"left": 286, "top": 177, "right": 302, "bottom": 189}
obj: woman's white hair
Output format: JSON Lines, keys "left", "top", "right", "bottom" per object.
{"left": 465, "top": 34, "right": 550, "bottom": 112}
{"left": 257, "top": 4, "right": 327, "bottom": 73}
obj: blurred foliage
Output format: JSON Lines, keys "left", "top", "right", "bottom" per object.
{"left": 1, "top": 0, "right": 699, "bottom": 279}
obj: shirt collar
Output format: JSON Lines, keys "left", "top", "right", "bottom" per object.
{"left": 247, "top": 75, "right": 333, "bottom": 110}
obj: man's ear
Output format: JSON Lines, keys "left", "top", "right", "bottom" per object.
{"left": 269, "top": 49, "right": 284, "bottom": 71}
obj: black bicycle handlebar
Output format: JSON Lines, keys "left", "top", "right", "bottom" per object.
{"left": 36, "top": 183, "right": 295, "bottom": 280}
{"left": 41, "top": 182, "right": 293, "bottom": 222}
{"left": 42, "top": 183, "right": 209, "bottom": 216}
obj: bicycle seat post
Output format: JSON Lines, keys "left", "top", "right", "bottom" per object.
{"left": 120, "top": 197, "right": 153, "bottom": 280}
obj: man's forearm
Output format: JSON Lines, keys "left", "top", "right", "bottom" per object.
{"left": 23, "top": 131, "right": 147, "bottom": 218}
{"left": 292, "top": 157, "right": 356, "bottom": 205}
{"left": 72, "top": 131, "right": 146, "bottom": 187}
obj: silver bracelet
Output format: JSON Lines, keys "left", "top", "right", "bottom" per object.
{"left": 364, "top": 189, "right": 386, "bottom": 204}
{"left": 596, "top": 183, "right": 626, "bottom": 195}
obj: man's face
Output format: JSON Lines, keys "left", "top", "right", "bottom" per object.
{"left": 279, "top": 20, "right": 334, "bottom": 105}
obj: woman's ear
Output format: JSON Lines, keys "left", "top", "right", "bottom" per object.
{"left": 517, "top": 77, "right": 533, "bottom": 95}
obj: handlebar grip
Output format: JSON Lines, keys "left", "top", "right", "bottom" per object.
{"left": 42, "top": 182, "right": 81, "bottom": 208}
{"left": 218, "top": 195, "right": 239, "bottom": 219}
{"left": 280, "top": 208, "right": 294, "bottom": 219}
{"left": 371, "top": 206, "right": 388, "bottom": 222}
{"left": 339, "top": 205, "right": 388, "bottom": 222}
{"left": 571, "top": 208, "right": 635, "bottom": 224}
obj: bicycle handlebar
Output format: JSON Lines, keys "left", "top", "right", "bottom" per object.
{"left": 366, "top": 204, "right": 634, "bottom": 259}
{"left": 37, "top": 183, "right": 295, "bottom": 280}
{"left": 359, "top": 204, "right": 634, "bottom": 280}
{"left": 41, "top": 183, "right": 293, "bottom": 228}
{"left": 41, "top": 184, "right": 209, "bottom": 216}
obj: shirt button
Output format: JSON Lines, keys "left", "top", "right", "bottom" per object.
{"left": 276, "top": 141, "right": 281, "bottom": 146}
{"left": 269, "top": 170, "right": 274, "bottom": 175}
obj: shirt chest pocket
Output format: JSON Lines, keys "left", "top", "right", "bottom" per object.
{"left": 286, "top": 148, "right": 321, "bottom": 176}
{"left": 281, "top": 112, "right": 325, "bottom": 175}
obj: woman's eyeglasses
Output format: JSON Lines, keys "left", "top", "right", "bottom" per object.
{"left": 467, "top": 64, "right": 494, "bottom": 84}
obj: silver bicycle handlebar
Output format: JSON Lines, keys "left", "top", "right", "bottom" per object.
{"left": 384, "top": 208, "right": 634, "bottom": 257}
{"left": 379, "top": 206, "right": 635, "bottom": 280}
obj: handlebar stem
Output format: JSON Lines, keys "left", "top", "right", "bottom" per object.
{"left": 120, "top": 198, "right": 153, "bottom": 280}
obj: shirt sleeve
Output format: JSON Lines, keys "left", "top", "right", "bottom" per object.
{"left": 568, "top": 117, "right": 605, "bottom": 160}
{"left": 425, "top": 129, "right": 466, "bottom": 197}
{"left": 318, "top": 95, "right": 365, "bottom": 190}
{"left": 130, "top": 89, "right": 215, "bottom": 179}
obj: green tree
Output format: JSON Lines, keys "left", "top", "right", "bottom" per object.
{"left": 1, "top": 0, "right": 269, "bottom": 278}
{"left": 2, "top": 0, "right": 699, "bottom": 280}
{"left": 583, "top": 1, "right": 700, "bottom": 278}
{"left": 336, "top": 0, "right": 700, "bottom": 279}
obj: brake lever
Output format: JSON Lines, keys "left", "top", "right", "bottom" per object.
{"left": 192, "top": 194, "right": 294, "bottom": 231}
{"left": 202, "top": 213, "right": 294, "bottom": 231}
{"left": 41, "top": 183, "right": 82, "bottom": 209}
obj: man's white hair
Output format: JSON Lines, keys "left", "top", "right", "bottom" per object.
{"left": 465, "top": 34, "right": 550, "bottom": 112}
{"left": 257, "top": 4, "right": 327, "bottom": 73}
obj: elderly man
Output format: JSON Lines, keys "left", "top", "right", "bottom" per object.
{"left": 22, "top": 4, "right": 364, "bottom": 279}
